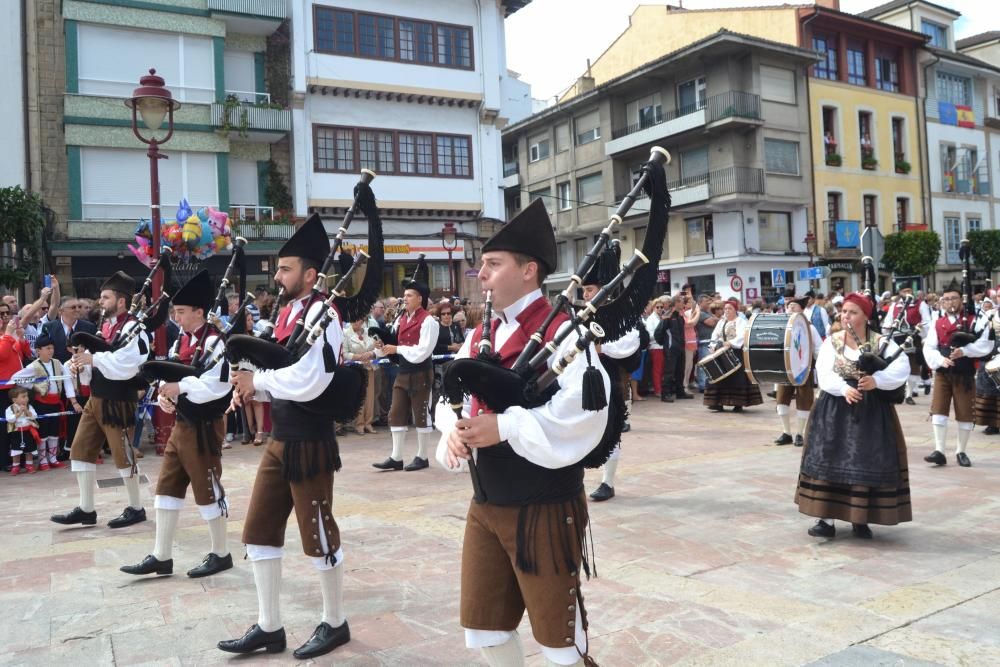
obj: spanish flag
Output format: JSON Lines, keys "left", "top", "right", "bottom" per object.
{"left": 956, "top": 105, "right": 975, "bottom": 128}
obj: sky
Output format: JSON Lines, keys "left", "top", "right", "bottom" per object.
{"left": 505, "top": 0, "right": 991, "bottom": 103}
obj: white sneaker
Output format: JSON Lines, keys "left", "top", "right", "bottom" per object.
{"left": 225, "top": 433, "right": 235, "bottom": 443}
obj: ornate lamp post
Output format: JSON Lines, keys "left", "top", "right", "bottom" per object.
{"left": 804, "top": 227, "right": 818, "bottom": 290}
{"left": 441, "top": 222, "right": 458, "bottom": 297}
{"left": 125, "top": 68, "right": 179, "bottom": 449}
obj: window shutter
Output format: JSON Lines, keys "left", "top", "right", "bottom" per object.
{"left": 761, "top": 66, "right": 795, "bottom": 104}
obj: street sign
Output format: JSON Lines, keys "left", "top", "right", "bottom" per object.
{"left": 726, "top": 267, "right": 737, "bottom": 276}
{"left": 730, "top": 275, "right": 743, "bottom": 292}
{"left": 745, "top": 287, "right": 758, "bottom": 299}
{"left": 772, "top": 269, "right": 786, "bottom": 288}
{"left": 797, "top": 266, "right": 826, "bottom": 281}
{"left": 861, "top": 226, "right": 885, "bottom": 268}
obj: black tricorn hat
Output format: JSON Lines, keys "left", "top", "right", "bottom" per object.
{"left": 279, "top": 213, "right": 330, "bottom": 266}
{"left": 402, "top": 255, "right": 430, "bottom": 308}
{"left": 482, "top": 198, "right": 557, "bottom": 274}
{"left": 943, "top": 279, "right": 962, "bottom": 294}
{"left": 172, "top": 269, "right": 213, "bottom": 314}
{"left": 581, "top": 242, "right": 621, "bottom": 287}
{"left": 101, "top": 271, "right": 136, "bottom": 298}
{"left": 788, "top": 295, "right": 810, "bottom": 310}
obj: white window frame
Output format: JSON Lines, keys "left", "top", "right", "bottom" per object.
{"left": 576, "top": 172, "right": 603, "bottom": 206}
{"left": 677, "top": 76, "right": 707, "bottom": 114}
{"left": 945, "top": 216, "right": 962, "bottom": 264}
{"left": 764, "top": 139, "right": 800, "bottom": 176}
{"left": 529, "top": 137, "right": 550, "bottom": 163}
{"left": 575, "top": 110, "right": 601, "bottom": 146}
{"left": 557, "top": 182, "right": 571, "bottom": 211}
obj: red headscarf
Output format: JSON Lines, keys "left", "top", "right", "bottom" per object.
{"left": 843, "top": 292, "right": 873, "bottom": 319}
{"left": 725, "top": 298, "right": 740, "bottom": 311}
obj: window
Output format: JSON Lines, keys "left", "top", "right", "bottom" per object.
{"left": 847, "top": 42, "right": 866, "bottom": 86}
{"left": 430, "top": 264, "right": 451, "bottom": 291}
{"left": 812, "top": 33, "right": 838, "bottom": 80}
{"left": 827, "top": 192, "right": 842, "bottom": 220}
{"left": 556, "top": 242, "right": 570, "bottom": 273}
{"left": 529, "top": 187, "right": 553, "bottom": 215}
{"left": 686, "top": 216, "right": 713, "bottom": 255}
{"left": 223, "top": 50, "right": 257, "bottom": 102}
{"left": 945, "top": 216, "right": 962, "bottom": 263}
{"left": 557, "top": 182, "right": 571, "bottom": 211}
{"left": 761, "top": 66, "right": 795, "bottom": 104}
{"left": 677, "top": 77, "right": 706, "bottom": 115}
{"left": 955, "top": 147, "right": 978, "bottom": 194}
{"left": 229, "top": 159, "right": 260, "bottom": 208}
{"left": 555, "top": 123, "right": 570, "bottom": 153}
{"left": 574, "top": 238, "right": 588, "bottom": 267}
{"left": 680, "top": 146, "right": 709, "bottom": 183}
{"left": 921, "top": 19, "right": 948, "bottom": 48}
{"left": 764, "top": 139, "right": 800, "bottom": 175}
{"left": 758, "top": 211, "right": 791, "bottom": 252}
{"left": 822, "top": 106, "right": 839, "bottom": 157}
{"left": 575, "top": 111, "right": 601, "bottom": 146}
{"left": 940, "top": 143, "right": 957, "bottom": 192}
{"left": 576, "top": 173, "right": 603, "bottom": 206}
{"left": 863, "top": 194, "right": 877, "bottom": 228}
{"left": 314, "top": 8, "right": 473, "bottom": 70}
{"left": 896, "top": 198, "right": 909, "bottom": 230}
{"left": 626, "top": 93, "right": 663, "bottom": 128}
{"left": 529, "top": 135, "right": 550, "bottom": 162}
{"left": 876, "top": 50, "right": 899, "bottom": 92}
{"left": 314, "top": 126, "right": 471, "bottom": 177}
{"left": 859, "top": 111, "right": 874, "bottom": 160}
{"left": 892, "top": 117, "right": 905, "bottom": 162}
{"left": 937, "top": 72, "right": 972, "bottom": 106}
{"left": 968, "top": 217, "right": 982, "bottom": 233}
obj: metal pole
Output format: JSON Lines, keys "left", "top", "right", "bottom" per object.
{"left": 448, "top": 249, "right": 455, "bottom": 296}
{"left": 148, "top": 138, "right": 172, "bottom": 450}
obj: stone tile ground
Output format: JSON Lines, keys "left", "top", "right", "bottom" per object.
{"left": 2, "top": 395, "right": 998, "bottom": 666}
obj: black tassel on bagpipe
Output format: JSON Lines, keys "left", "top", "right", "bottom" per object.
{"left": 580, "top": 346, "right": 607, "bottom": 412}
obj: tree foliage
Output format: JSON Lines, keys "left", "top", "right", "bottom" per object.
{"left": 967, "top": 229, "right": 1000, "bottom": 274}
{"left": 883, "top": 231, "right": 941, "bottom": 278}
{"left": 0, "top": 186, "right": 46, "bottom": 289}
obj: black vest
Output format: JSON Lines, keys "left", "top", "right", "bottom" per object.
{"left": 476, "top": 443, "right": 584, "bottom": 506}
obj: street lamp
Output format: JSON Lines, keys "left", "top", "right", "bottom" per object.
{"left": 441, "top": 222, "right": 458, "bottom": 297}
{"left": 126, "top": 68, "right": 179, "bottom": 449}
{"left": 804, "top": 228, "right": 818, "bottom": 290}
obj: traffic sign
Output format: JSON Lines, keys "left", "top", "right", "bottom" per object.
{"left": 797, "top": 266, "right": 827, "bottom": 281}
{"left": 726, "top": 267, "right": 737, "bottom": 276}
{"left": 861, "top": 226, "right": 885, "bottom": 268}
{"left": 730, "top": 275, "right": 743, "bottom": 292}
{"left": 745, "top": 287, "right": 758, "bottom": 299}
{"left": 772, "top": 269, "right": 786, "bottom": 288}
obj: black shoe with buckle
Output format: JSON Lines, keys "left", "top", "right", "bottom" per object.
{"left": 108, "top": 506, "right": 147, "bottom": 529}
{"left": 372, "top": 457, "right": 404, "bottom": 471}
{"left": 293, "top": 621, "right": 351, "bottom": 660}
{"left": 51, "top": 506, "right": 97, "bottom": 526}
{"left": 403, "top": 457, "right": 429, "bottom": 471}
{"left": 957, "top": 452, "right": 972, "bottom": 467}
{"left": 808, "top": 520, "right": 835, "bottom": 538}
{"left": 851, "top": 523, "right": 873, "bottom": 539}
{"left": 904, "top": 396, "right": 916, "bottom": 405}
{"left": 794, "top": 434, "right": 804, "bottom": 447}
{"left": 774, "top": 433, "right": 793, "bottom": 446}
{"left": 187, "top": 552, "right": 233, "bottom": 578}
{"left": 924, "top": 450, "right": 947, "bottom": 466}
{"left": 120, "top": 554, "right": 173, "bottom": 576}
{"left": 218, "top": 624, "right": 286, "bottom": 654}
{"left": 589, "top": 483, "right": 615, "bottom": 502}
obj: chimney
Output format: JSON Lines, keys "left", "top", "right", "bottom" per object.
{"left": 814, "top": 0, "right": 840, "bottom": 10}
{"left": 574, "top": 75, "right": 595, "bottom": 96}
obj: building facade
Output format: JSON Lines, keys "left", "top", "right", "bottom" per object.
{"left": 502, "top": 31, "right": 820, "bottom": 302}
{"left": 290, "top": 0, "right": 531, "bottom": 299}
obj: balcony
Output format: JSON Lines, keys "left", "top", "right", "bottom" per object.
{"left": 502, "top": 161, "right": 519, "bottom": 189}
{"left": 208, "top": 0, "right": 286, "bottom": 35}
{"left": 211, "top": 100, "right": 291, "bottom": 141}
{"left": 825, "top": 219, "right": 862, "bottom": 258}
{"left": 608, "top": 166, "right": 765, "bottom": 218}
{"left": 605, "top": 91, "right": 760, "bottom": 157}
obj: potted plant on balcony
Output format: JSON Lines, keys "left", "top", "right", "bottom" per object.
{"left": 895, "top": 158, "right": 911, "bottom": 174}
{"left": 220, "top": 94, "right": 250, "bottom": 139}
{"left": 862, "top": 156, "right": 878, "bottom": 170}
{"left": 825, "top": 152, "right": 842, "bottom": 167}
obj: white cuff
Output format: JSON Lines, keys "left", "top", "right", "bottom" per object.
{"left": 932, "top": 414, "right": 949, "bottom": 426}
{"left": 246, "top": 544, "right": 284, "bottom": 561}
{"left": 197, "top": 502, "right": 223, "bottom": 521}
{"left": 155, "top": 495, "right": 185, "bottom": 511}
{"left": 310, "top": 547, "right": 344, "bottom": 571}
{"left": 70, "top": 460, "right": 97, "bottom": 472}
{"left": 465, "top": 629, "right": 514, "bottom": 649}
{"left": 957, "top": 421, "right": 975, "bottom": 431}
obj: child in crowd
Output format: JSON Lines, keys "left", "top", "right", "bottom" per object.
{"left": 25, "top": 335, "right": 80, "bottom": 469}
{"left": 6, "top": 385, "right": 40, "bottom": 475}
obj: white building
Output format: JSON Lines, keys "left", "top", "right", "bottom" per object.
{"left": 289, "top": 0, "right": 532, "bottom": 298}
{"left": 0, "top": 0, "right": 26, "bottom": 189}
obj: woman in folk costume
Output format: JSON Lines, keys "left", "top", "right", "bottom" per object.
{"left": 795, "top": 293, "right": 911, "bottom": 539}
{"left": 703, "top": 299, "right": 762, "bottom": 412}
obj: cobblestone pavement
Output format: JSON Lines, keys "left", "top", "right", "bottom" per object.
{"left": 2, "top": 394, "right": 999, "bottom": 666}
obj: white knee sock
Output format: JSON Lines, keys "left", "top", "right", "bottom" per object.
{"left": 601, "top": 457, "right": 619, "bottom": 488}
{"left": 909, "top": 375, "right": 919, "bottom": 396}
{"left": 77, "top": 469, "right": 96, "bottom": 513}
{"left": 45, "top": 437, "right": 59, "bottom": 463}
{"left": 957, "top": 423, "right": 973, "bottom": 454}
{"left": 416, "top": 429, "right": 431, "bottom": 460}
{"left": 318, "top": 563, "right": 346, "bottom": 628}
{"left": 252, "top": 557, "right": 282, "bottom": 632}
{"left": 796, "top": 410, "right": 810, "bottom": 436}
{"left": 207, "top": 515, "right": 228, "bottom": 557}
{"left": 481, "top": 632, "right": 525, "bottom": 667}
{"left": 120, "top": 468, "right": 142, "bottom": 509}
{"left": 932, "top": 424, "right": 947, "bottom": 453}
{"left": 390, "top": 429, "right": 405, "bottom": 461}
{"left": 776, "top": 404, "right": 791, "bottom": 435}
{"left": 152, "top": 508, "right": 179, "bottom": 561}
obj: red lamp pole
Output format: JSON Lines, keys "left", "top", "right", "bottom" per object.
{"left": 442, "top": 222, "right": 458, "bottom": 297}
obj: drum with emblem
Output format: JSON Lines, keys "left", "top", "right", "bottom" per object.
{"left": 696, "top": 346, "right": 742, "bottom": 384}
{"left": 743, "top": 313, "right": 814, "bottom": 386}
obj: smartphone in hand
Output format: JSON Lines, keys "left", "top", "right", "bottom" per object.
{"left": 43, "top": 275, "right": 52, "bottom": 288}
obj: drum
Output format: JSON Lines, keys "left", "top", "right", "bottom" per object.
{"left": 743, "top": 313, "right": 814, "bottom": 386}
{"left": 985, "top": 356, "right": 1000, "bottom": 391}
{"left": 696, "top": 346, "right": 742, "bottom": 384}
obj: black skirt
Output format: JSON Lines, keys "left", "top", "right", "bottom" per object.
{"left": 34, "top": 401, "right": 63, "bottom": 439}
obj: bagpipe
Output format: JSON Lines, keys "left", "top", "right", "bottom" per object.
{"left": 846, "top": 256, "right": 907, "bottom": 403}
{"left": 950, "top": 238, "right": 980, "bottom": 347}
{"left": 70, "top": 248, "right": 176, "bottom": 355}
{"left": 441, "top": 146, "right": 671, "bottom": 475}
{"left": 368, "top": 253, "right": 426, "bottom": 353}
{"left": 225, "top": 170, "right": 384, "bottom": 422}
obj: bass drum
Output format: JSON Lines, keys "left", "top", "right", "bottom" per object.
{"left": 743, "top": 312, "right": 814, "bottom": 386}
{"left": 696, "top": 346, "right": 742, "bottom": 384}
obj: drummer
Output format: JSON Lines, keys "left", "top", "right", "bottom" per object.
{"left": 881, "top": 286, "right": 930, "bottom": 405}
{"left": 773, "top": 295, "right": 823, "bottom": 446}
{"left": 704, "top": 299, "right": 762, "bottom": 413}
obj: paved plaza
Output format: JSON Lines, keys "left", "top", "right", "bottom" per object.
{"left": 2, "top": 395, "right": 999, "bottom": 666}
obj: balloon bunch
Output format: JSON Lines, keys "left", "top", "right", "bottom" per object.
{"left": 128, "top": 198, "right": 234, "bottom": 266}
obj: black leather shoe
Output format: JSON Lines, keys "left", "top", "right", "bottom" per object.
{"left": 985, "top": 426, "right": 999, "bottom": 435}
{"left": 732, "top": 406, "right": 743, "bottom": 413}
{"left": 108, "top": 506, "right": 147, "bottom": 529}
{"left": 218, "top": 624, "right": 286, "bottom": 654}
{"left": 924, "top": 450, "right": 947, "bottom": 466}
{"left": 708, "top": 405, "right": 724, "bottom": 412}
{"left": 808, "top": 520, "right": 835, "bottom": 538}
{"left": 957, "top": 452, "right": 972, "bottom": 467}
{"left": 661, "top": 395, "right": 674, "bottom": 403}
{"left": 924, "top": 384, "right": 931, "bottom": 395}
{"left": 120, "top": 554, "right": 173, "bottom": 576}
{"left": 774, "top": 433, "right": 793, "bottom": 446}
{"left": 589, "top": 483, "right": 615, "bottom": 502}
{"left": 293, "top": 621, "right": 350, "bottom": 660}
{"left": 766, "top": 391, "right": 777, "bottom": 399}
{"left": 372, "top": 457, "right": 404, "bottom": 471}
{"left": 794, "top": 435, "right": 804, "bottom": 447}
{"left": 51, "top": 506, "right": 97, "bottom": 526}
{"left": 403, "top": 457, "right": 429, "bottom": 471}
{"left": 187, "top": 552, "right": 233, "bottom": 578}
{"left": 904, "top": 397, "right": 916, "bottom": 405}
{"left": 621, "top": 422, "right": 631, "bottom": 433}
{"left": 852, "top": 523, "right": 873, "bottom": 539}
{"left": 677, "top": 393, "right": 694, "bottom": 399}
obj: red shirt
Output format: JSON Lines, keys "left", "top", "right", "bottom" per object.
{"left": 0, "top": 335, "right": 32, "bottom": 390}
